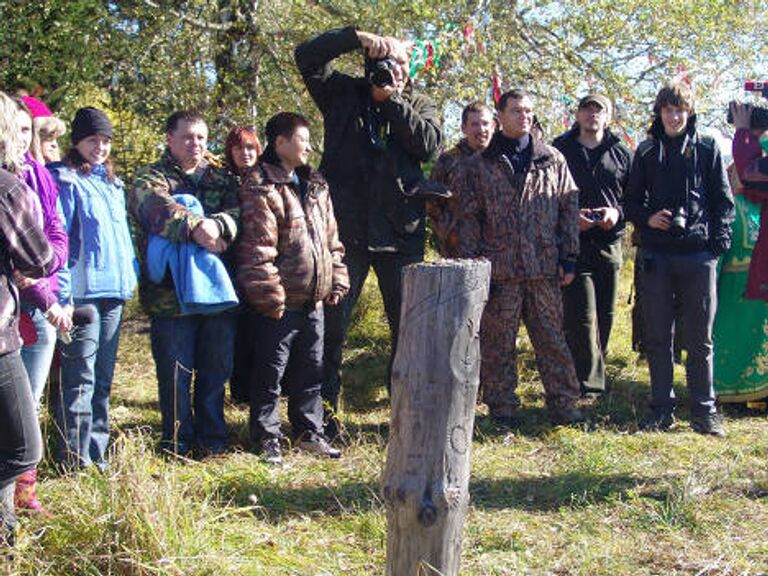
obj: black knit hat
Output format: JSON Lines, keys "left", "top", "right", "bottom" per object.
{"left": 70, "top": 107, "right": 113, "bottom": 144}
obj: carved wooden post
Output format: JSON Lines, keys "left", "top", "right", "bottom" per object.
{"left": 382, "top": 259, "right": 491, "bottom": 576}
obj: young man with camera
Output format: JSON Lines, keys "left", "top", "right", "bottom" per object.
{"left": 295, "top": 27, "right": 442, "bottom": 440}
{"left": 625, "top": 82, "right": 734, "bottom": 436}
{"left": 553, "top": 94, "right": 632, "bottom": 396}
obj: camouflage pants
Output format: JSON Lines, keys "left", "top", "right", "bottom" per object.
{"left": 480, "top": 278, "right": 580, "bottom": 415}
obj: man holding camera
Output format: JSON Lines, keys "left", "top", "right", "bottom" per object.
{"left": 625, "top": 82, "right": 734, "bottom": 436}
{"left": 295, "top": 27, "right": 442, "bottom": 439}
{"left": 553, "top": 94, "right": 631, "bottom": 396}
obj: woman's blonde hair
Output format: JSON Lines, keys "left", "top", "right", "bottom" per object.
{"left": 0, "top": 91, "right": 25, "bottom": 173}
{"left": 36, "top": 115, "right": 66, "bottom": 141}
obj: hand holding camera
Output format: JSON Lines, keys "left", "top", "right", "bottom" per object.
{"left": 358, "top": 30, "right": 411, "bottom": 103}
{"left": 579, "top": 207, "right": 620, "bottom": 231}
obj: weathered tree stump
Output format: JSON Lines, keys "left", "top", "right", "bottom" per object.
{"left": 382, "top": 259, "right": 491, "bottom": 576}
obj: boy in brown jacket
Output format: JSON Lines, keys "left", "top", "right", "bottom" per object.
{"left": 237, "top": 112, "right": 349, "bottom": 464}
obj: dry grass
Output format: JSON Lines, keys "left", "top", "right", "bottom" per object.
{"left": 5, "top": 263, "right": 768, "bottom": 575}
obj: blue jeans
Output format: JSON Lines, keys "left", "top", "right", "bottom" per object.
{"left": 0, "top": 350, "right": 42, "bottom": 488}
{"left": 53, "top": 299, "right": 124, "bottom": 469}
{"left": 21, "top": 307, "right": 57, "bottom": 411}
{"left": 150, "top": 312, "right": 235, "bottom": 455}
{"left": 0, "top": 349, "right": 42, "bottom": 539}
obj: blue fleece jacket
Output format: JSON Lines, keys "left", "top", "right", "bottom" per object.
{"left": 147, "top": 194, "right": 238, "bottom": 315}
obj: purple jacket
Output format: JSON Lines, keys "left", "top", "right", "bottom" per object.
{"left": 19, "top": 152, "right": 68, "bottom": 310}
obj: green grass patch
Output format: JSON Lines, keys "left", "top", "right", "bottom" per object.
{"left": 7, "top": 256, "right": 768, "bottom": 575}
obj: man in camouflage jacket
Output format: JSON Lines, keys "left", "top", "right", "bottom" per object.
{"left": 462, "top": 89, "right": 583, "bottom": 426}
{"left": 428, "top": 101, "right": 494, "bottom": 257}
{"left": 237, "top": 112, "right": 349, "bottom": 463}
{"left": 128, "top": 110, "right": 240, "bottom": 457}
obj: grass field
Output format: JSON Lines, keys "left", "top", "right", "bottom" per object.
{"left": 6, "top": 258, "right": 768, "bottom": 575}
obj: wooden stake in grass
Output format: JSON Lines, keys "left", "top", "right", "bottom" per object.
{"left": 382, "top": 259, "right": 491, "bottom": 576}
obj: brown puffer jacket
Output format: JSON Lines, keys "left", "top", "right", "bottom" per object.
{"left": 236, "top": 161, "right": 349, "bottom": 318}
{"left": 462, "top": 134, "right": 580, "bottom": 282}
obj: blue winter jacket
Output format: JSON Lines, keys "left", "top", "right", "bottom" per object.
{"left": 50, "top": 163, "right": 137, "bottom": 301}
{"left": 147, "top": 194, "right": 238, "bottom": 315}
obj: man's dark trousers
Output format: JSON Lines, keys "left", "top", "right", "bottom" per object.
{"left": 323, "top": 245, "right": 422, "bottom": 411}
{"left": 249, "top": 305, "right": 326, "bottom": 442}
{"left": 639, "top": 249, "right": 718, "bottom": 416}
{"left": 563, "top": 239, "right": 622, "bottom": 393}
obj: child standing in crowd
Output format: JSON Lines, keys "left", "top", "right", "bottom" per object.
{"left": 237, "top": 112, "right": 348, "bottom": 465}
{"left": 49, "top": 107, "right": 137, "bottom": 470}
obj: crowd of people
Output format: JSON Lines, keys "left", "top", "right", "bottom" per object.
{"left": 2, "top": 27, "right": 768, "bottom": 547}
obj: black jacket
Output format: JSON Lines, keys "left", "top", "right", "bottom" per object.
{"left": 295, "top": 27, "right": 443, "bottom": 254}
{"left": 624, "top": 115, "right": 734, "bottom": 255}
{"left": 552, "top": 126, "right": 632, "bottom": 245}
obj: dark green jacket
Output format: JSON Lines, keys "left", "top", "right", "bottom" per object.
{"left": 128, "top": 150, "right": 240, "bottom": 317}
{"left": 295, "top": 26, "right": 443, "bottom": 255}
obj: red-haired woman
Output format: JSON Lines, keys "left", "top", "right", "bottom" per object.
{"left": 224, "top": 126, "right": 263, "bottom": 404}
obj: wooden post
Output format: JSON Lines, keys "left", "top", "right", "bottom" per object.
{"left": 382, "top": 259, "right": 491, "bottom": 576}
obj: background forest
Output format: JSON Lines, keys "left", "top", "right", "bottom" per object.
{"left": 1, "top": 0, "right": 767, "bottom": 175}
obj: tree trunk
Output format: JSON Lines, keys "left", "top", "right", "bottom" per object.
{"left": 382, "top": 259, "right": 491, "bottom": 576}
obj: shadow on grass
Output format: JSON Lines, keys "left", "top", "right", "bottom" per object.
{"left": 219, "top": 477, "right": 382, "bottom": 520}
{"left": 216, "top": 470, "right": 647, "bottom": 521}
{"left": 471, "top": 471, "right": 645, "bottom": 512}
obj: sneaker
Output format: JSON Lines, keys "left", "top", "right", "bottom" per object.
{"left": 295, "top": 435, "right": 341, "bottom": 459}
{"left": 549, "top": 407, "right": 586, "bottom": 426}
{"left": 691, "top": 413, "right": 726, "bottom": 438}
{"left": 640, "top": 410, "right": 675, "bottom": 432}
{"left": 259, "top": 437, "right": 283, "bottom": 466}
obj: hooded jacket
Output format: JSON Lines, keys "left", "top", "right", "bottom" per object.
{"left": 461, "top": 132, "right": 580, "bottom": 282}
{"left": 295, "top": 27, "right": 443, "bottom": 255}
{"left": 236, "top": 159, "right": 349, "bottom": 319}
{"left": 624, "top": 115, "right": 734, "bottom": 255}
{"left": 552, "top": 125, "right": 632, "bottom": 244}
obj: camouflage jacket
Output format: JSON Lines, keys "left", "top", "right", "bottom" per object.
{"left": 128, "top": 150, "right": 240, "bottom": 317}
{"left": 236, "top": 161, "right": 349, "bottom": 319}
{"left": 427, "top": 139, "right": 478, "bottom": 257}
{"left": 463, "top": 133, "right": 579, "bottom": 282}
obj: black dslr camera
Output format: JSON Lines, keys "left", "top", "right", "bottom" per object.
{"left": 727, "top": 81, "right": 768, "bottom": 130}
{"left": 669, "top": 206, "right": 687, "bottom": 238}
{"left": 365, "top": 57, "right": 398, "bottom": 88}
